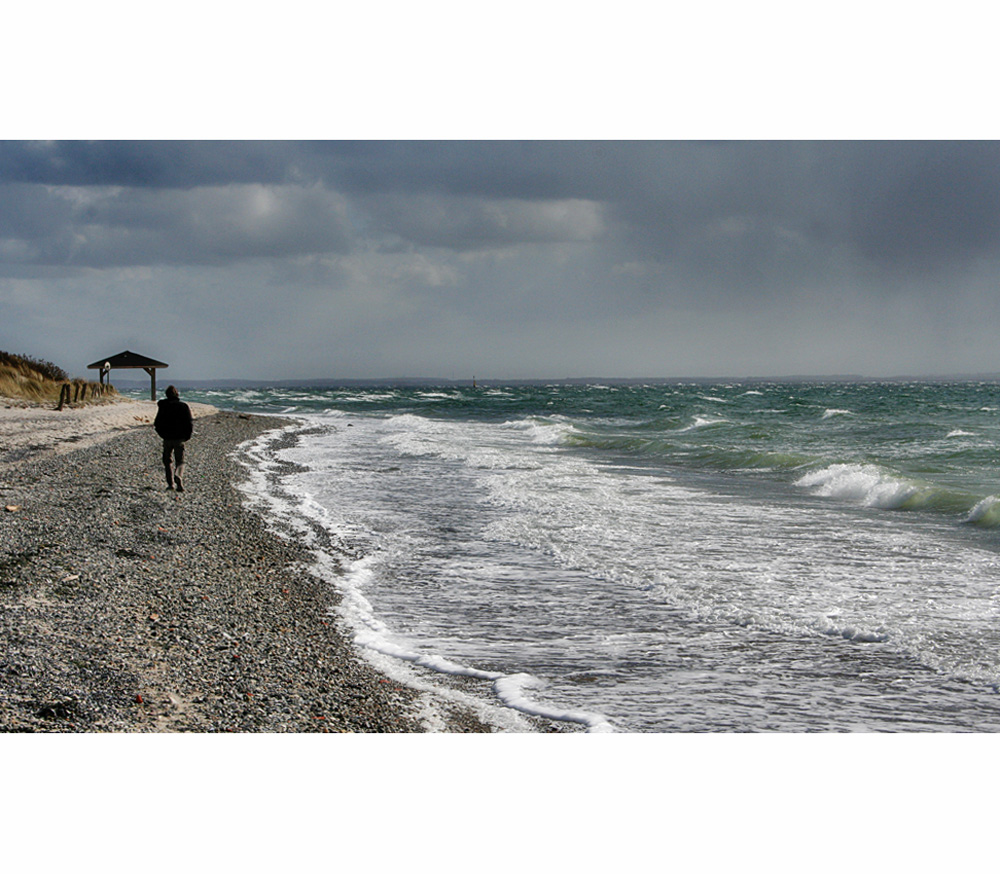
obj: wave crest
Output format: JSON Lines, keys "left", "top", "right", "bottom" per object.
{"left": 966, "top": 496, "right": 1000, "bottom": 527}
{"left": 795, "top": 463, "right": 919, "bottom": 509}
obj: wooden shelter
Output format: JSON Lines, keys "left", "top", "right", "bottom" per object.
{"left": 88, "top": 350, "right": 168, "bottom": 401}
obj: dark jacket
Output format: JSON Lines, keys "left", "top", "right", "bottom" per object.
{"left": 154, "top": 398, "right": 193, "bottom": 442}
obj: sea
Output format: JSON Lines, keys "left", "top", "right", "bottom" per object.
{"left": 132, "top": 380, "right": 1000, "bottom": 732}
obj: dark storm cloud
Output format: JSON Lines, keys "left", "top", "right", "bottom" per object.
{"left": 846, "top": 141, "right": 1000, "bottom": 266}
{"left": 0, "top": 179, "right": 353, "bottom": 270}
{"left": 5, "top": 140, "right": 1000, "bottom": 276}
{"left": 317, "top": 140, "right": 1000, "bottom": 279}
{"left": 0, "top": 141, "right": 294, "bottom": 188}
{"left": 295, "top": 140, "right": 616, "bottom": 200}
{"left": 576, "top": 141, "right": 1000, "bottom": 292}
{"left": 0, "top": 141, "right": 608, "bottom": 199}
{"left": 0, "top": 142, "right": 619, "bottom": 271}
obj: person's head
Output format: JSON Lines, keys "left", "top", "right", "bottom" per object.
{"left": 165, "top": 385, "right": 179, "bottom": 401}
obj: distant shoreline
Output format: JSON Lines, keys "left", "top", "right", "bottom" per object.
{"left": 107, "top": 373, "right": 1000, "bottom": 391}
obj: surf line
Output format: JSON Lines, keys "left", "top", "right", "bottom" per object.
{"left": 237, "top": 422, "right": 615, "bottom": 733}
{"left": 340, "top": 556, "right": 616, "bottom": 733}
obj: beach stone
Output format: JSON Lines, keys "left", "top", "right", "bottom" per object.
{"left": 35, "top": 698, "right": 81, "bottom": 720}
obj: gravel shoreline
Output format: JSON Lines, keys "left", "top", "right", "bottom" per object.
{"left": 0, "top": 411, "right": 495, "bottom": 732}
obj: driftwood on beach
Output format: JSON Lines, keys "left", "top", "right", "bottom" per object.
{"left": 55, "top": 380, "right": 113, "bottom": 410}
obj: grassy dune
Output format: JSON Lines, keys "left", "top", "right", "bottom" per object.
{"left": 0, "top": 351, "right": 116, "bottom": 406}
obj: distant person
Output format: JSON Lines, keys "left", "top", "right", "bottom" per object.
{"left": 154, "top": 385, "right": 193, "bottom": 492}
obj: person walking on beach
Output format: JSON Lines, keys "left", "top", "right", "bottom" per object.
{"left": 154, "top": 385, "right": 193, "bottom": 492}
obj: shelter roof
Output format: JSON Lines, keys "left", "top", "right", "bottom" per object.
{"left": 87, "top": 350, "right": 168, "bottom": 369}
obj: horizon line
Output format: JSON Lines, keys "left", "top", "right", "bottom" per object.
{"left": 104, "top": 372, "right": 1000, "bottom": 386}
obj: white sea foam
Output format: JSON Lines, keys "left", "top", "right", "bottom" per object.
{"left": 338, "top": 553, "right": 617, "bottom": 730}
{"left": 967, "top": 495, "right": 1000, "bottom": 526}
{"left": 822, "top": 408, "right": 853, "bottom": 419}
{"left": 519, "top": 418, "right": 575, "bottom": 445}
{"left": 795, "top": 463, "right": 919, "bottom": 509}
{"left": 344, "top": 392, "right": 399, "bottom": 402}
{"left": 494, "top": 674, "right": 614, "bottom": 732}
{"left": 816, "top": 614, "right": 890, "bottom": 643}
{"left": 678, "top": 416, "right": 727, "bottom": 431}
{"left": 237, "top": 420, "right": 616, "bottom": 731}
{"left": 232, "top": 423, "right": 317, "bottom": 540}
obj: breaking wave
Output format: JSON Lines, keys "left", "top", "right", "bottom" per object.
{"left": 796, "top": 463, "right": 920, "bottom": 509}
{"left": 966, "top": 496, "right": 1000, "bottom": 527}
{"left": 795, "top": 462, "right": 998, "bottom": 523}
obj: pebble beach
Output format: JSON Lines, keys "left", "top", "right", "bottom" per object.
{"left": 0, "top": 399, "right": 491, "bottom": 732}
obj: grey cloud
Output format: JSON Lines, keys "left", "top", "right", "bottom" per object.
{"left": 0, "top": 183, "right": 77, "bottom": 240}
{"left": 0, "top": 140, "right": 661, "bottom": 202}
{"left": 591, "top": 142, "right": 1000, "bottom": 298}
{"left": 848, "top": 143, "right": 1000, "bottom": 266}
{"left": 9, "top": 140, "right": 1000, "bottom": 275}
{"left": 0, "top": 141, "right": 293, "bottom": 189}
{"left": 299, "top": 141, "right": 616, "bottom": 201}
{"left": 0, "top": 182, "right": 353, "bottom": 270}
{"left": 361, "top": 193, "right": 605, "bottom": 251}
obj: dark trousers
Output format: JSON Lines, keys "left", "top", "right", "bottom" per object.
{"left": 162, "top": 440, "right": 185, "bottom": 485}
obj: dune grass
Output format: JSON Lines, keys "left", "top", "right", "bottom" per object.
{"left": 0, "top": 351, "right": 116, "bottom": 406}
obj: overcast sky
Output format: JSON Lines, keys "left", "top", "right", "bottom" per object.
{"left": 4, "top": 139, "right": 1000, "bottom": 381}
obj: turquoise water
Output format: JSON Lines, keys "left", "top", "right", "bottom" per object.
{"left": 147, "top": 381, "right": 1000, "bottom": 730}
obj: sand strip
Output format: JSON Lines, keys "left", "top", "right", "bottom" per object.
{"left": 0, "top": 396, "right": 218, "bottom": 465}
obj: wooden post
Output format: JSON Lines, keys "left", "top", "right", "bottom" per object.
{"left": 145, "top": 367, "right": 157, "bottom": 401}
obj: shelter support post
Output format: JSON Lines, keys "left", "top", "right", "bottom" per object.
{"left": 144, "top": 367, "right": 157, "bottom": 401}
